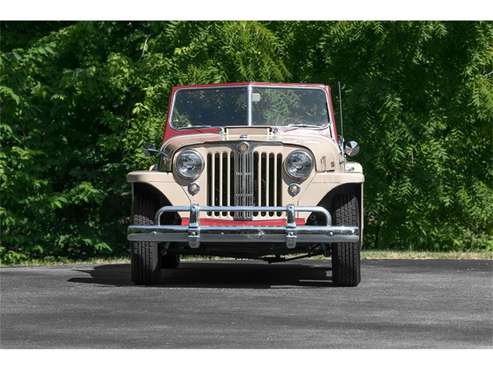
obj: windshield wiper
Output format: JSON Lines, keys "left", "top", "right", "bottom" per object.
{"left": 185, "top": 125, "right": 213, "bottom": 129}
{"left": 286, "top": 123, "right": 322, "bottom": 128}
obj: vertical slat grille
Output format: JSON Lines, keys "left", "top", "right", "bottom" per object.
{"left": 276, "top": 153, "right": 282, "bottom": 216}
{"left": 260, "top": 153, "right": 267, "bottom": 216}
{"left": 207, "top": 147, "right": 283, "bottom": 218}
{"left": 234, "top": 149, "right": 254, "bottom": 219}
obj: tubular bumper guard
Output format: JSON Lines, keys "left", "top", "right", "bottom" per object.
{"left": 128, "top": 205, "right": 359, "bottom": 249}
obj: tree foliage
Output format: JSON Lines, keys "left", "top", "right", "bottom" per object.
{"left": 1, "top": 21, "right": 492, "bottom": 263}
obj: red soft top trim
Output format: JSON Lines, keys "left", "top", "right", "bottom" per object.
{"left": 327, "top": 85, "right": 338, "bottom": 140}
{"left": 172, "top": 81, "right": 327, "bottom": 89}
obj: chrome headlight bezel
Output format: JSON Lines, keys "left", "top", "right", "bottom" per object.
{"left": 173, "top": 149, "right": 204, "bottom": 181}
{"left": 284, "top": 150, "right": 314, "bottom": 181}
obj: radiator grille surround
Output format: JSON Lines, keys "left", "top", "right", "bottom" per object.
{"left": 206, "top": 146, "right": 283, "bottom": 219}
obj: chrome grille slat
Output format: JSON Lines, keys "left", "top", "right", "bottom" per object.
{"left": 218, "top": 152, "right": 224, "bottom": 206}
{"left": 258, "top": 153, "right": 262, "bottom": 213}
{"left": 234, "top": 148, "right": 253, "bottom": 219}
{"left": 272, "top": 153, "right": 276, "bottom": 216}
{"left": 260, "top": 153, "right": 266, "bottom": 216}
{"left": 266, "top": 153, "right": 270, "bottom": 209}
{"left": 227, "top": 151, "right": 231, "bottom": 211}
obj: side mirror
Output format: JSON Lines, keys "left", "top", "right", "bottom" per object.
{"left": 143, "top": 143, "right": 160, "bottom": 157}
{"left": 344, "top": 140, "right": 360, "bottom": 157}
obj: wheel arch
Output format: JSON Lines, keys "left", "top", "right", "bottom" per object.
{"left": 307, "top": 182, "right": 364, "bottom": 238}
{"left": 132, "top": 182, "right": 180, "bottom": 224}
{"left": 317, "top": 182, "right": 362, "bottom": 212}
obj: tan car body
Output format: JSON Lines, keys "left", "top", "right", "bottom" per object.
{"left": 127, "top": 82, "right": 364, "bottom": 286}
{"left": 128, "top": 126, "right": 364, "bottom": 230}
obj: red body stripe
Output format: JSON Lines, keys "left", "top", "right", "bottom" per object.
{"left": 181, "top": 218, "right": 306, "bottom": 226}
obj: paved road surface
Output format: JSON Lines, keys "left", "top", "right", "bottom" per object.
{"left": 1, "top": 259, "right": 492, "bottom": 348}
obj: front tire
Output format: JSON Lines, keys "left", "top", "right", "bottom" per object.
{"left": 331, "top": 194, "right": 361, "bottom": 287}
{"left": 131, "top": 195, "right": 161, "bottom": 285}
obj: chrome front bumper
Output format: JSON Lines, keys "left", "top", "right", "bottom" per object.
{"left": 127, "top": 205, "right": 359, "bottom": 249}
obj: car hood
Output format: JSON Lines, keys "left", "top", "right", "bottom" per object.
{"left": 160, "top": 127, "right": 341, "bottom": 171}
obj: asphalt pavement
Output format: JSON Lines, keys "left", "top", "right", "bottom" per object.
{"left": 1, "top": 259, "right": 492, "bottom": 348}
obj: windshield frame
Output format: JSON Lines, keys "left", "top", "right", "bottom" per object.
{"left": 168, "top": 83, "right": 332, "bottom": 131}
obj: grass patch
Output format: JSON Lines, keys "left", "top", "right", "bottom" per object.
{"left": 1, "top": 250, "right": 491, "bottom": 267}
{"left": 360, "top": 250, "right": 493, "bottom": 260}
{"left": 0, "top": 257, "right": 131, "bottom": 268}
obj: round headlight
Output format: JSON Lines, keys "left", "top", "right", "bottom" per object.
{"left": 174, "top": 150, "right": 204, "bottom": 180}
{"left": 284, "top": 150, "right": 313, "bottom": 180}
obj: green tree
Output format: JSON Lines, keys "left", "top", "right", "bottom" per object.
{"left": 275, "top": 21, "right": 493, "bottom": 250}
{"left": 0, "top": 21, "right": 289, "bottom": 263}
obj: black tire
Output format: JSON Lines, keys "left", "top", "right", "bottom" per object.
{"left": 131, "top": 195, "right": 161, "bottom": 285}
{"left": 162, "top": 253, "right": 180, "bottom": 269}
{"left": 331, "top": 193, "right": 361, "bottom": 287}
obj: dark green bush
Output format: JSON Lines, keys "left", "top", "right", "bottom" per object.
{"left": 1, "top": 21, "right": 492, "bottom": 263}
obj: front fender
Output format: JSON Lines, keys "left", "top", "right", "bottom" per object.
{"left": 127, "top": 171, "right": 191, "bottom": 208}
{"left": 298, "top": 171, "right": 364, "bottom": 207}
{"left": 298, "top": 171, "right": 364, "bottom": 237}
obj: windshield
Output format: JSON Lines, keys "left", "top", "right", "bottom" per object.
{"left": 171, "top": 86, "right": 329, "bottom": 128}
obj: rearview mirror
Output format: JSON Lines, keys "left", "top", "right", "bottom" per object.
{"left": 344, "top": 140, "right": 360, "bottom": 157}
{"left": 251, "top": 92, "right": 261, "bottom": 102}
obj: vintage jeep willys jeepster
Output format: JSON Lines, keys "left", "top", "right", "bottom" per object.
{"left": 127, "top": 82, "right": 364, "bottom": 286}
